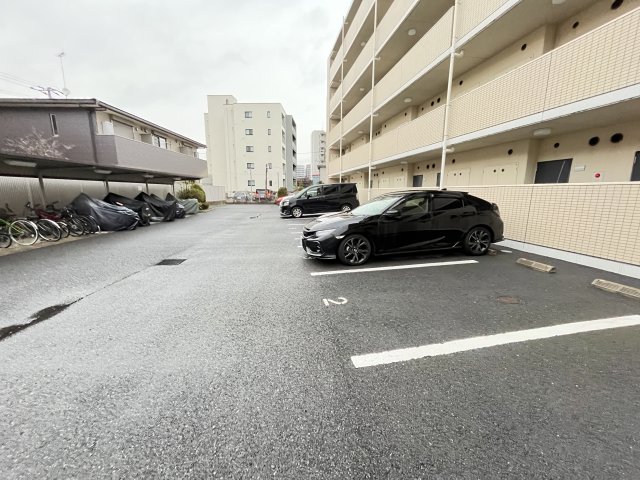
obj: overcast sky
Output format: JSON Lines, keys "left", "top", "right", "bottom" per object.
{"left": 0, "top": 0, "right": 348, "bottom": 163}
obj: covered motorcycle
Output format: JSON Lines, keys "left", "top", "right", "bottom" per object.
{"left": 135, "top": 192, "right": 178, "bottom": 221}
{"left": 166, "top": 193, "right": 199, "bottom": 215}
{"left": 70, "top": 193, "right": 139, "bottom": 231}
{"left": 103, "top": 193, "right": 153, "bottom": 226}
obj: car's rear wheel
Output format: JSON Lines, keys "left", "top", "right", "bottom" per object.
{"left": 463, "top": 226, "right": 491, "bottom": 256}
{"left": 291, "top": 206, "right": 303, "bottom": 218}
{"left": 337, "top": 234, "right": 372, "bottom": 266}
{"left": 340, "top": 204, "right": 352, "bottom": 213}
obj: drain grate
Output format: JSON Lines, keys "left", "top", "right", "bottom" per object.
{"left": 156, "top": 258, "right": 186, "bottom": 266}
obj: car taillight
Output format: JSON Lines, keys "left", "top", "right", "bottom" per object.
{"left": 491, "top": 203, "right": 501, "bottom": 217}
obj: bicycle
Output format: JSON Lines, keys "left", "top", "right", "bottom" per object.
{"left": 0, "top": 207, "right": 38, "bottom": 246}
{"left": 23, "top": 203, "right": 63, "bottom": 242}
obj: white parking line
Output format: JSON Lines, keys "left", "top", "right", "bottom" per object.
{"left": 500, "top": 249, "right": 513, "bottom": 253}
{"left": 288, "top": 224, "right": 306, "bottom": 227}
{"left": 351, "top": 315, "right": 640, "bottom": 368}
{"left": 310, "top": 260, "right": 478, "bottom": 276}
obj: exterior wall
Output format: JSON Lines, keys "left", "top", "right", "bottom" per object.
{"left": 0, "top": 108, "right": 96, "bottom": 166}
{"left": 326, "top": 0, "right": 640, "bottom": 266}
{"left": 285, "top": 116, "right": 297, "bottom": 191}
{"left": 311, "top": 130, "right": 326, "bottom": 182}
{"left": 0, "top": 177, "right": 173, "bottom": 214}
{"left": 204, "top": 96, "right": 290, "bottom": 195}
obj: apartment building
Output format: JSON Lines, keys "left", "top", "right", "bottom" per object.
{"left": 204, "top": 95, "right": 297, "bottom": 196}
{"left": 310, "top": 130, "right": 326, "bottom": 184}
{"left": 0, "top": 98, "right": 207, "bottom": 210}
{"left": 327, "top": 0, "right": 640, "bottom": 273}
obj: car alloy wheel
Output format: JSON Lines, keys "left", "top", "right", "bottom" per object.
{"left": 338, "top": 234, "right": 371, "bottom": 266}
{"left": 464, "top": 226, "right": 491, "bottom": 255}
{"left": 291, "top": 207, "right": 303, "bottom": 218}
{"left": 340, "top": 204, "right": 352, "bottom": 213}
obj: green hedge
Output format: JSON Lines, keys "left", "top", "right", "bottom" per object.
{"left": 277, "top": 187, "right": 288, "bottom": 197}
{"left": 178, "top": 183, "right": 206, "bottom": 203}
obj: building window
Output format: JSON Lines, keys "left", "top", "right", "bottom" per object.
{"left": 248, "top": 180, "right": 255, "bottom": 186}
{"left": 269, "top": 180, "right": 273, "bottom": 187}
{"left": 246, "top": 146, "right": 254, "bottom": 152}
{"left": 268, "top": 146, "right": 272, "bottom": 152}
{"left": 50, "top": 114, "right": 59, "bottom": 136}
{"left": 247, "top": 163, "right": 254, "bottom": 169}
{"left": 244, "top": 111, "right": 252, "bottom": 118}
{"left": 267, "top": 111, "right": 271, "bottom": 118}
{"left": 245, "top": 129, "right": 253, "bottom": 135}
{"left": 282, "top": 147, "right": 285, "bottom": 159}
{"left": 268, "top": 128, "right": 271, "bottom": 135}
{"left": 152, "top": 134, "right": 167, "bottom": 149}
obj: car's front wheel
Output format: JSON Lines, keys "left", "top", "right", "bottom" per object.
{"left": 340, "top": 204, "right": 352, "bottom": 213}
{"left": 291, "top": 206, "right": 303, "bottom": 218}
{"left": 463, "top": 226, "right": 491, "bottom": 256}
{"left": 337, "top": 234, "right": 372, "bottom": 266}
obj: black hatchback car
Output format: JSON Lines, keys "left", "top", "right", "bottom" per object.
{"left": 301, "top": 190, "right": 504, "bottom": 266}
{"left": 281, "top": 183, "right": 359, "bottom": 218}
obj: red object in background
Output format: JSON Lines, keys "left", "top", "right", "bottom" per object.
{"left": 595, "top": 172, "right": 601, "bottom": 178}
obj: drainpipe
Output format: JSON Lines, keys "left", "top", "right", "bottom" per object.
{"left": 439, "top": 0, "right": 461, "bottom": 190}
{"left": 367, "top": 0, "right": 378, "bottom": 201}
{"left": 339, "top": 16, "right": 346, "bottom": 183}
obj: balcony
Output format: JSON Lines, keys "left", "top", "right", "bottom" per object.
{"left": 449, "top": 9, "right": 640, "bottom": 140}
{"left": 372, "top": 106, "right": 445, "bottom": 163}
{"left": 373, "top": 7, "right": 453, "bottom": 110}
{"left": 96, "top": 135, "right": 208, "bottom": 179}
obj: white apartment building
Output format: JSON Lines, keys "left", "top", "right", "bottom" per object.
{"left": 204, "top": 95, "right": 296, "bottom": 196}
{"left": 327, "top": 0, "right": 640, "bottom": 273}
{"left": 310, "top": 130, "right": 326, "bottom": 184}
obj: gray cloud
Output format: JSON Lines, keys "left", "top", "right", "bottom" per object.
{"left": 0, "top": 0, "right": 348, "bottom": 162}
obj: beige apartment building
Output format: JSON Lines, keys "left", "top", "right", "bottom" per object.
{"left": 310, "top": 130, "right": 326, "bottom": 184}
{"left": 204, "top": 95, "right": 297, "bottom": 197}
{"left": 326, "top": 0, "right": 640, "bottom": 275}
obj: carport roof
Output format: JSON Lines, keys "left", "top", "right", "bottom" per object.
{"left": 0, "top": 151, "right": 195, "bottom": 185}
{"left": 0, "top": 98, "right": 206, "bottom": 148}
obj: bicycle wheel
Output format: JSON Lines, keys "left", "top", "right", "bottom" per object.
{"left": 85, "top": 215, "right": 101, "bottom": 233}
{"left": 36, "top": 219, "right": 62, "bottom": 242}
{"left": 0, "top": 233, "right": 11, "bottom": 248}
{"left": 76, "top": 216, "right": 93, "bottom": 234}
{"left": 9, "top": 220, "right": 38, "bottom": 246}
{"left": 65, "top": 218, "right": 85, "bottom": 236}
{"left": 57, "top": 221, "right": 70, "bottom": 238}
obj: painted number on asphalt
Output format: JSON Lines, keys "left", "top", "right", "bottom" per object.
{"left": 323, "top": 297, "right": 348, "bottom": 306}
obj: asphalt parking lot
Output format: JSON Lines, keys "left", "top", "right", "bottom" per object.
{"left": 1, "top": 204, "right": 639, "bottom": 478}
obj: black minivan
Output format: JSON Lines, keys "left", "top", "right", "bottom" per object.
{"left": 280, "top": 183, "right": 359, "bottom": 218}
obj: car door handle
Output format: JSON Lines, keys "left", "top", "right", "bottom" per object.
{"left": 451, "top": 212, "right": 474, "bottom": 218}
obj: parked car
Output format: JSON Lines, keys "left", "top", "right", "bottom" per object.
{"left": 232, "top": 191, "right": 252, "bottom": 203}
{"left": 280, "top": 183, "right": 359, "bottom": 218}
{"left": 254, "top": 189, "right": 274, "bottom": 202}
{"left": 301, "top": 190, "right": 504, "bottom": 266}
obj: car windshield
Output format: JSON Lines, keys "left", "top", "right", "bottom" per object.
{"left": 294, "top": 186, "right": 312, "bottom": 198}
{"left": 351, "top": 195, "right": 404, "bottom": 216}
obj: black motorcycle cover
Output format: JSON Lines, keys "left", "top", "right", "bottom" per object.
{"left": 135, "top": 192, "right": 177, "bottom": 221}
{"left": 103, "top": 193, "right": 153, "bottom": 226}
{"left": 70, "top": 193, "right": 138, "bottom": 231}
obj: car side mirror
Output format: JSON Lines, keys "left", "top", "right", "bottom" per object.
{"left": 384, "top": 209, "right": 401, "bottom": 217}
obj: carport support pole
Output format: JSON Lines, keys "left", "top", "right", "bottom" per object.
{"left": 37, "top": 172, "right": 48, "bottom": 206}
{"left": 439, "top": 0, "right": 460, "bottom": 190}
{"left": 104, "top": 180, "right": 110, "bottom": 193}
{"left": 338, "top": 15, "right": 345, "bottom": 184}
{"left": 367, "top": 0, "right": 378, "bottom": 202}
{"left": 145, "top": 180, "right": 149, "bottom": 194}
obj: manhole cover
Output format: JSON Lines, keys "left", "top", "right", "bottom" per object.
{"left": 156, "top": 259, "right": 186, "bottom": 266}
{"left": 497, "top": 296, "right": 521, "bottom": 304}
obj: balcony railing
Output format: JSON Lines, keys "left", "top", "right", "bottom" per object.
{"left": 376, "top": 0, "right": 417, "bottom": 50}
{"left": 449, "top": 9, "right": 640, "bottom": 139}
{"left": 457, "top": 0, "right": 512, "bottom": 41}
{"left": 344, "top": 0, "right": 375, "bottom": 60}
{"left": 96, "top": 135, "right": 208, "bottom": 178}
